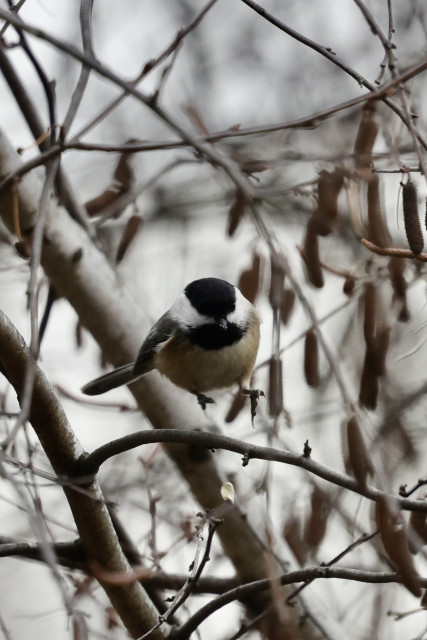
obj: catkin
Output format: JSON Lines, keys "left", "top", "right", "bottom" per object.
{"left": 376, "top": 497, "right": 421, "bottom": 598}
{"left": 408, "top": 507, "right": 427, "bottom": 554}
{"left": 238, "top": 253, "right": 261, "bottom": 303}
{"left": 402, "top": 179, "right": 423, "bottom": 255}
{"left": 227, "top": 189, "right": 246, "bottom": 237}
{"left": 354, "top": 103, "right": 378, "bottom": 169}
{"left": 304, "top": 329, "right": 319, "bottom": 388}
{"left": 359, "top": 349, "right": 379, "bottom": 410}
{"left": 367, "top": 174, "right": 389, "bottom": 247}
{"left": 268, "top": 355, "right": 283, "bottom": 417}
{"left": 346, "top": 416, "right": 374, "bottom": 488}
{"left": 116, "top": 216, "right": 143, "bottom": 263}
{"left": 269, "top": 258, "right": 285, "bottom": 309}
{"left": 311, "top": 168, "right": 344, "bottom": 236}
{"left": 388, "top": 257, "right": 407, "bottom": 299}
{"left": 303, "top": 220, "right": 324, "bottom": 288}
{"left": 280, "top": 288, "right": 296, "bottom": 325}
{"left": 225, "top": 390, "right": 246, "bottom": 423}
{"left": 303, "top": 485, "right": 329, "bottom": 551}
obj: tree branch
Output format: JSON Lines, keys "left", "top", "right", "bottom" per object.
{"left": 0, "top": 126, "right": 306, "bottom": 635}
{"left": 0, "top": 309, "right": 166, "bottom": 640}
{"left": 172, "top": 566, "right": 427, "bottom": 640}
{"left": 239, "top": 0, "right": 427, "bottom": 151}
{"left": 76, "top": 428, "right": 427, "bottom": 513}
{"left": 0, "top": 46, "right": 94, "bottom": 236}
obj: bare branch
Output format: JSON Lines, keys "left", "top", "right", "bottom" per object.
{"left": 239, "top": 0, "right": 427, "bottom": 151}
{"left": 361, "top": 238, "right": 427, "bottom": 262}
{"left": 71, "top": 0, "right": 220, "bottom": 141}
{"left": 172, "top": 565, "right": 427, "bottom": 640}
{"left": 5, "top": 0, "right": 57, "bottom": 145}
{"left": 0, "top": 309, "right": 166, "bottom": 640}
{"left": 0, "top": 47, "right": 94, "bottom": 235}
{"left": 61, "top": 0, "right": 94, "bottom": 137}
{"left": 76, "top": 428, "right": 427, "bottom": 513}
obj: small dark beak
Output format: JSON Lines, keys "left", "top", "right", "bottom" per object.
{"left": 216, "top": 317, "right": 228, "bottom": 330}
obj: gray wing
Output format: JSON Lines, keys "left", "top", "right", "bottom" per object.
{"left": 82, "top": 313, "right": 179, "bottom": 396}
{"left": 82, "top": 363, "right": 136, "bottom": 396}
{"left": 133, "top": 312, "right": 180, "bottom": 375}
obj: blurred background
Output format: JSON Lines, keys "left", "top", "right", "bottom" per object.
{"left": 1, "top": 1, "right": 427, "bottom": 638}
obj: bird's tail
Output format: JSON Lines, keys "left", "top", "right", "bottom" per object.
{"left": 81, "top": 363, "right": 140, "bottom": 396}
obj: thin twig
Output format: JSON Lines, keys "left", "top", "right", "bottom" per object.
{"left": 76, "top": 428, "right": 427, "bottom": 513}
{"left": 352, "top": 0, "right": 427, "bottom": 181}
{"left": 0, "top": 0, "right": 27, "bottom": 36}
{"left": 137, "top": 518, "right": 221, "bottom": 640}
{"left": 5, "top": 0, "right": 57, "bottom": 145}
{"left": 1, "top": 7, "right": 427, "bottom": 165}
{"left": 171, "top": 565, "right": 427, "bottom": 640}
{"left": 61, "top": 0, "right": 94, "bottom": 137}
{"left": 238, "top": 0, "right": 427, "bottom": 152}
{"left": 352, "top": 0, "right": 394, "bottom": 55}
{"left": 2, "top": 56, "right": 427, "bottom": 197}
{"left": 286, "top": 530, "right": 378, "bottom": 603}
{"left": 0, "top": 609, "right": 13, "bottom": 640}
{"left": 361, "top": 238, "right": 427, "bottom": 262}
{"left": 3, "top": 159, "right": 59, "bottom": 447}
{"left": 254, "top": 297, "right": 356, "bottom": 373}
{"left": 70, "top": 0, "right": 220, "bottom": 141}
{"left": 0, "top": 46, "right": 95, "bottom": 236}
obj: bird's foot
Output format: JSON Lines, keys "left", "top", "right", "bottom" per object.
{"left": 241, "top": 388, "right": 265, "bottom": 424}
{"left": 197, "top": 393, "right": 215, "bottom": 411}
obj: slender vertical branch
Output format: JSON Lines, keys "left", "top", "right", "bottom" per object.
{"left": 61, "top": 0, "right": 94, "bottom": 136}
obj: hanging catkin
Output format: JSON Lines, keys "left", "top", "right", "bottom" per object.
{"left": 402, "top": 179, "right": 423, "bottom": 255}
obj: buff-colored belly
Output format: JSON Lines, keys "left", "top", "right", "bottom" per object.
{"left": 154, "top": 318, "right": 259, "bottom": 393}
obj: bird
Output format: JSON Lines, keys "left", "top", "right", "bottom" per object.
{"left": 82, "top": 277, "right": 261, "bottom": 412}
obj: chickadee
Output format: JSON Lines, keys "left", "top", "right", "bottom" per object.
{"left": 82, "top": 277, "right": 261, "bottom": 411}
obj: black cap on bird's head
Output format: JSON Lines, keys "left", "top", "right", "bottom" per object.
{"left": 184, "top": 278, "right": 236, "bottom": 319}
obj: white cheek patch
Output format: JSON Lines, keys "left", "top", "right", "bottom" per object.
{"left": 170, "top": 292, "right": 209, "bottom": 329}
{"left": 228, "top": 288, "right": 254, "bottom": 328}
{"left": 170, "top": 287, "right": 255, "bottom": 331}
